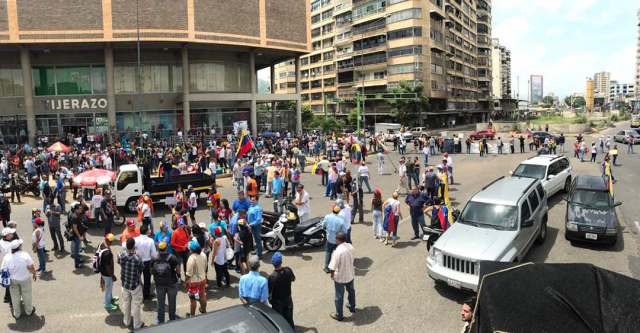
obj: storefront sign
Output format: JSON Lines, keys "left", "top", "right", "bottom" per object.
{"left": 47, "top": 98, "right": 108, "bottom": 111}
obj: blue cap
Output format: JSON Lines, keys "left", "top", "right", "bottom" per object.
{"left": 271, "top": 251, "right": 283, "bottom": 266}
{"left": 188, "top": 239, "right": 201, "bottom": 251}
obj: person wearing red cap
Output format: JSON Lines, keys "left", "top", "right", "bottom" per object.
{"left": 120, "top": 219, "right": 140, "bottom": 246}
{"left": 31, "top": 218, "right": 46, "bottom": 273}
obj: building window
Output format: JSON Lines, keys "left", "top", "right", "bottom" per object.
{"left": 374, "top": 71, "right": 386, "bottom": 79}
{"left": 0, "top": 68, "right": 24, "bottom": 97}
{"left": 140, "top": 65, "right": 170, "bottom": 93}
{"left": 387, "top": 27, "right": 422, "bottom": 41}
{"left": 55, "top": 66, "right": 92, "bottom": 95}
{"left": 114, "top": 66, "right": 137, "bottom": 93}
{"left": 431, "top": 64, "right": 444, "bottom": 75}
{"left": 311, "top": 0, "right": 321, "bottom": 12}
{"left": 91, "top": 66, "right": 106, "bottom": 94}
{"left": 33, "top": 66, "right": 105, "bottom": 96}
{"left": 386, "top": 8, "right": 421, "bottom": 24}
{"left": 189, "top": 62, "right": 250, "bottom": 93}
{"left": 388, "top": 45, "right": 422, "bottom": 58}
{"left": 431, "top": 80, "right": 440, "bottom": 90}
{"left": 388, "top": 62, "right": 423, "bottom": 75}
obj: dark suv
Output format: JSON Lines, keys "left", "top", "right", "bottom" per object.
{"left": 564, "top": 175, "right": 621, "bottom": 245}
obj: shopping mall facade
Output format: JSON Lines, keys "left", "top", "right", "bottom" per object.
{"left": 0, "top": 0, "right": 309, "bottom": 144}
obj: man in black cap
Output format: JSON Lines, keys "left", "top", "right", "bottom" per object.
{"left": 268, "top": 251, "right": 295, "bottom": 328}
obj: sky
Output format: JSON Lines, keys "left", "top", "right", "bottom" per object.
{"left": 492, "top": 0, "right": 638, "bottom": 99}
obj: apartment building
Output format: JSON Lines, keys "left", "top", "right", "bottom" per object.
{"left": 593, "top": 71, "right": 611, "bottom": 99}
{"left": 491, "top": 38, "right": 511, "bottom": 99}
{"left": 636, "top": 9, "right": 640, "bottom": 101}
{"left": 274, "top": 0, "right": 493, "bottom": 126}
{"left": 609, "top": 81, "right": 635, "bottom": 103}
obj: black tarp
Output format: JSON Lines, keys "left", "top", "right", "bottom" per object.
{"left": 471, "top": 262, "right": 640, "bottom": 333}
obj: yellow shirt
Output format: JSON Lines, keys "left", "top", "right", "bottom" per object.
{"left": 610, "top": 149, "right": 618, "bottom": 156}
{"left": 267, "top": 165, "right": 277, "bottom": 181}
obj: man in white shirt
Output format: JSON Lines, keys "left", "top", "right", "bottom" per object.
{"left": 137, "top": 195, "right": 153, "bottom": 233}
{"left": 397, "top": 158, "right": 408, "bottom": 194}
{"left": 1, "top": 239, "right": 37, "bottom": 319}
{"left": 103, "top": 153, "right": 113, "bottom": 171}
{"left": 294, "top": 185, "right": 310, "bottom": 223}
{"left": 328, "top": 232, "right": 355, "bottom": 322}
{"left": 188, "top": 186, "right": 198, "bottom": 224}
{"left": 135, "top": 225, "right": 156, "bottom": 300}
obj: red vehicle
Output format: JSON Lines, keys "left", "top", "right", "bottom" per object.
{"left": 469, "top": 129, "right": 495, "bottom": 140}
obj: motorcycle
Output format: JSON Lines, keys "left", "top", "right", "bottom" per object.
{"left": 262, "top": 204, "right": 326, "bottom": 252}
{"left": 18, "top": 173, "right": 40, "bottom": 197}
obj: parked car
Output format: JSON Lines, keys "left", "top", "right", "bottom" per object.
{"left": 139, "top": 303, "right": 294, "bottom": 333}
{"left": 426, "top": 176, "right": 548, "bottom": 291}
{"left": 529, "top": 131, "right": 559, "bottom": 143}
{"left": 511, "top": 155, "right": 572, "bottom": 198}
{"left": 565, "top": 175, "right": 621, "bottom": 245}
{"left": 469, "top": 129, "right": 495, "bottom": 140}
{"left": 631, "top": 114, "right": 640, "bottom": 128}
{"left": 613, "top": 129, "right": 640, "bottom": 144}
{"left": 409, "top": 127, "right": 429, "bottom": 137}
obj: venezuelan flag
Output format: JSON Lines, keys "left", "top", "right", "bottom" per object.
{"left": 236, "top": 129, "right": 254, "bottom": 159}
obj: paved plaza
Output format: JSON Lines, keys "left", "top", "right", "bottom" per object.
{"left": 2, "top": 126, "right": 640, "bottom": 333}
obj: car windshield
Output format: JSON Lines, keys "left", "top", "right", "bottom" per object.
{"left": 571, "top": 189, "right": 611, "bottom": 209}
{"left": 512, "top": 164, "right": 546, "bottom": 179}
{"left": 460, "top": 202, "right": 518, "bottom": 230}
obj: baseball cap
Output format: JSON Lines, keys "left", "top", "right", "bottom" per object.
{"left": 271, "top": 251, "right": 283, "bottom": 266}
{"left": 10, "top": 239, "right": 23, "bottom": 250}
{"left": 126, "top": 218, "right": 136, "bottom": 227}
{"left": 158, "top": 241, "right": 168, "bottom": 251}
{"left": 1, "top": 227, "right": 16, "bottom": 237}
{"left": 105, "top": 233, "right": 115, "bottom": 242}
{"left": 188, "top": 239, "right": 200, "bottom": 251}
{"left": 214, "top": 226, "right": 222, "bottom": 237}
{"left": 34, "top": 217, "right": 44, "bottom": 225}
{"left": 332, "top": 206, "right": 341, "bottom": 213}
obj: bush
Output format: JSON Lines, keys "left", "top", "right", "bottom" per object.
{"left": 574, "top": 115, "right": 587, "bottom": 124}
{"left": 610, "top": 115, "right": 619, "bottom": 122}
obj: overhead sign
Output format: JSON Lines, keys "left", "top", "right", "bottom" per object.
{"left": 47, "top": 97, "right": 108, "bottom": 111}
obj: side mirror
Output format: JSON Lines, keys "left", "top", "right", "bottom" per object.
{"left": 613, "top": 201, "right": 623, "bottom": 207}
{"left": 547, "top": 174, "right": 555, "bottom": 180}
{"left": 521, "top": 218, "right": 534, "bottom": 228}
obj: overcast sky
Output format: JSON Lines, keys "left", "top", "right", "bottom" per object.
{"left": 493, "top": 0, "right": 638, "bottom": 99}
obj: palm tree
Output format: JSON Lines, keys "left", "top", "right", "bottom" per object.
{"left": 387, "top": 81, "right": 429, "bottom": 126}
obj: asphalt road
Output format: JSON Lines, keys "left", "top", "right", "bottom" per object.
{"left": 2, "top": 135, "right": 638, "bottom": 333}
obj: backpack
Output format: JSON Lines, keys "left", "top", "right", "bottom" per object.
{"left": 92, "top": 246, "right": 109, "bottom": 273}
{"left": 152, "top": 255, "right": 175, "bottom": 286}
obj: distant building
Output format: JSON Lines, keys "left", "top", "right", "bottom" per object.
{"left": 636, "top": 9, "right": 640, "bottom": 101}
{"left": 491, "top": 38, "right": 512, "bottom": 99}
{"left": 529, "top": 75, "right": 543, "bottom": 104}
{"left": 593, "top": 71, "right": 611, "bottom": 99}
{"left": 609, "top": 81, "right": 635, "bottom": 103}
{"left": 585, "top": 78, "right": 594, "bottom": 112}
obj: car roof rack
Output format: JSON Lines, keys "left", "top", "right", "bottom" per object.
{"left": 481, "top": 176, "right": 505, "bottom": 191}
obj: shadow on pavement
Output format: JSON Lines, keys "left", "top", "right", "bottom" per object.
{"left": 354, "top": 257, "right": 373, "bottom": 276}
{"left": 344, "top": 305, "right": 383, "bottom": 326}
{"left": 38, "top": 271, "right": 56, "bottom": 281}
{"left": 433, "top": 281, "right": 474, "bottom": 303}
{"left": 526, "top": 226, "right": 559, "bottom": 263}
{"left": 72, "top": 263, "right": 95, "bottom": 277}
{"left": 104, "top": 311, "right": 125, "bottom": 327}
{"left": 393, "top": 240, "right": 421, "bottom": 249}
{"left": 295, "top": 325, "right": 319, "bottom": 333}
{"left": 7, "top": 314, "right": 46, "bottom": 332}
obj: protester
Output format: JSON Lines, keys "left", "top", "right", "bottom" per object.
{"left": 135, "top": 224, "right": 157, "bottom": 300}
{"left": 46, "top": 199, "right": 65, "bottom": 253}
{"left": 371, "top": 188, "right": 384, "bottom": 240}
{"left": 405, "top": 187, "right": 428, "bottom": 240}
{"left": 211, "top": 226, "right": 230, "bottom": 288}
{"left": 294, "top": 184, "right": 310, "bottom": 223}
{"left": 185, "top": 239, "right": 207, "bottom": 317}
{"left": 383, "top": 192, "right": 402, "bottom": 246}
{"left": 31, "top": 218, "right": 46, "bottom": 273}
{"left": 247, "top": 196, "right": 263, "bottom": 258}
{"left": 151, "top": 241, "right": 180, "bottom": 324}
{"left": 322, "top": 205, "right": 346, "bottom": 273}
{"left": 328, "top": 232, "right": 355, "bottom": 321}
{"left": 460, "top": 297, "right": 476, "bottom": 333}
{"left": 268, "top": 252, "right": 295, "bottom": 328}
{"left": 118, "top": 238, "right": 144, "bottom": 330}
{"left": 98, "top": 233, "right": 118, "bottom": 312}
{"left": 239, "top": 255, "right": 268, "bottom": 305}
{"left": 2, "top": 239, "right": 37, "bottom": 319}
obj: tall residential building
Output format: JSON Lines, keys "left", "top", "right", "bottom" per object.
{"left": 585, "top": 78, "right": 594, "bottom": 112}
{"left": 274, "top": 0, "right": 493, "bottom": 125}
{"left": 491, "top": 38, "right": 511, "bottom": 99}
{"left": 529, "top": 75, "right": 543, "bottom": 104}
{"left": 593, "top": 71, "right": 611, "bottom": 99}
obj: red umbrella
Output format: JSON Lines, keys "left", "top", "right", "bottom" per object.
{"left": 47, "top": 141, "right": 72, "bottom": 153}
{"left": 73, "top": 169, "right": 116, "bottom": 187}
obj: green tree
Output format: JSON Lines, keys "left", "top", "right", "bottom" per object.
{"left": 564, "top": 96, "right": 586, "bottom": 108}
{"left": 542, "top": 96, "right": 554, "bottom": 106}
{"left": 347, "top": 108, "right": 360, "bottom": 128}
{"left": 386, "top": 81, "right": 429, "bottom": 126}
{"left": 301, "top": 104, "right": 314, "bottom": 124}
{"left": 311, "top": 117, "right": 345, "bottom": 133}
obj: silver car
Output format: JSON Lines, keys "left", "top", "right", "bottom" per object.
{"left": 613, "top": 129, "right": 640, "bottom": 144}
{"left": 426, "top": 176, "right": 548, "bottom": 291}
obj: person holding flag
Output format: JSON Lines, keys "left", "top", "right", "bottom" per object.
{"left": 236, "top": 129, "right": 254, "bottom": 160}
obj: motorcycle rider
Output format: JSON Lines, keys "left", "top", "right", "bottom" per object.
{"left": 293, "top": 184, "right": 310, "bottom": 223}
{"left": 9, "top": 171, "right": 20, "bottom": 204}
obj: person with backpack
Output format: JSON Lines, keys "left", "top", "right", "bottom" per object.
{"left": 151, "top": 241, "right": 180, "bottom": 323}
{"left": 1, "top": 239, "right": 37, "bottom": 320}
{"left": 97, "top": 233, "right": 118, "bottom": 312}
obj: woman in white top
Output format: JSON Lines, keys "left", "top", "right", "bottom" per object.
{"left": 31, "top": 218, "right": 46, "bottom": 272}
{"left": 382, "top": 192, "right": 402, "bottom": 246}
{"left": 211, "top": 227, "right": 230, "bottom": 288}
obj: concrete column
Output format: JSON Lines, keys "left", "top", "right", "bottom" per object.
{"left": 181, "top": 46, "right": 191, "bottom": 132}
{"left": 104, "top": 46, "right": 117, "bottom": 131}
{"left": 20, "top": 48, "right": 36, "bottom": 145}
{"left": 295, "top": 56, "right": 302, "bottom": 134}
{"left": 250, "top": 51, "right": 257, "bottom": 136}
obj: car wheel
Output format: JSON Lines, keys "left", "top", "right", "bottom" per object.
{"left": 535, "top": 217, "right": 547, "bottom": 245}
{"left": 563, "top": 176, "right": 571, "bottom": 193}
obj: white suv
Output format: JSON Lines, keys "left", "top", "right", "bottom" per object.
{"left": 511, "top": 155, "right": 572, "bottom": 198}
